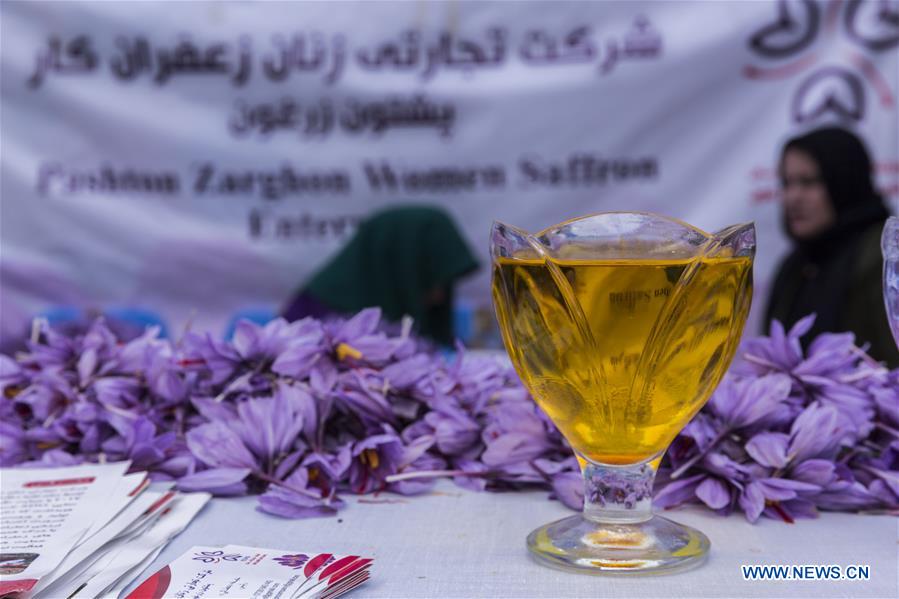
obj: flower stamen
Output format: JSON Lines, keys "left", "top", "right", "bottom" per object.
{"left": 336, "top": 343, "right": 363, "bottom": 361}
{"left": 360, "top": 449, "right": 380, "bottom": 469}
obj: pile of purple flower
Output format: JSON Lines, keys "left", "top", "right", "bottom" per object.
{"left": 0, "top": 310, "right": 576, "bottom": 518}
{"left": 1, "top": 311, "right": 896, "bottom": 523}
{"left": 656, "top": 315, "right": 898, "bottom": 522}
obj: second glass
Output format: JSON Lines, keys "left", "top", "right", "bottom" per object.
{"left": 882, "top": 216, "right": 899, "bottom": 348}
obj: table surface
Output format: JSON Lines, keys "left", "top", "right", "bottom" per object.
{"left": 123, "top": 481, "right": 898, "bottom": 599}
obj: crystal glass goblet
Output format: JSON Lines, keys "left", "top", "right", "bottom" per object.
{"left": 491, "top": 212, "right": 755, "bottom": 574}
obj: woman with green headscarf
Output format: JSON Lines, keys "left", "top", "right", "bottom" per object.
{"left": 282, "top": 205, "right": 480, "bottom": 345}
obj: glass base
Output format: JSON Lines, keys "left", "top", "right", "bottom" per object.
{"left": 526, "top": 513, "right": 709, "bottom": 575}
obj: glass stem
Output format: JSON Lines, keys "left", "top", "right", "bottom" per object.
{"left": 581, "top": 459, "right": 657, "bottom": 524}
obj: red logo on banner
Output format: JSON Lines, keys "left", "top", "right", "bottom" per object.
{"left": 744, "top": 0, "right": 898, "bottom": 124}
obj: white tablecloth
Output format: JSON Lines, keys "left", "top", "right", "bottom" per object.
{"left": 124, "top": 481, "right": 898, "bottom": 599}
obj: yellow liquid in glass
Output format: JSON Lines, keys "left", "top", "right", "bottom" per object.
{"left": 493, "top": 256, "right": 752, "bottom": 465}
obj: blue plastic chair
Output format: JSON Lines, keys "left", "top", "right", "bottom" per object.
{"left": 38, "top": 306, "right": 84, "bottom": 326}
{"left": 37, "top": 306, "right": 169, "bottom": 339}
{"left": 453, "top": 299, "right": 475, "bottom": 346}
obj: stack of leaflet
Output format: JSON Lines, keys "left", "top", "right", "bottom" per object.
{"left": 0, "top": 462, "right": 209, "bottom": 599}
{"left": 126, "top": 546, "right": 372, "bottom": 599}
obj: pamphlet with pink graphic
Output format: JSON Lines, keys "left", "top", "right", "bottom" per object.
{"left": 0, "top": 462, "right": 131, "bottom": 596}
{"left": 125, "top": 545, "right": 372, "bottom": 599}
{"left": 0, "top": 463, "right": 208, "bottom": 599}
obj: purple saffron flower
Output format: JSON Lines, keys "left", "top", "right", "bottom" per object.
{"left": 744, "top": 432, "right": 789, "bottom": 469}
{"left": 145, "top": 353, "right": 188, "bottom": 406}
{"left": 870, "top": 383, "right": 899, "bottom": 434}
{"left": 186, "top": 422, "right": 258, "bottom": 470}
{"left": 24, "top": 321, "right": 77, "bottom": 369}
{"left": 109, "top": 325, "right": 166, "bottom": 372}
{"left": 745, "top": 404, "right": 845, "bottom": 467}
{"left": 0, "top": 421, "right": 28, "bottom": 466}
{"left": 449, "top": 458, "right": 491, "bottom": 492}
{"left": 794, "top": 332, "right": 860, "bottom": 380}
{"left": 335, "top": 370, "right": 396, "bottom": 428}
{"left": 0, "top": 355, "right": 28, "bottom": 398}
{"left": 481, "top": 399, "right": 557, "bottom": 469}
{"left": 20, "top": 448, "right": 85, "bottom": 468}
{"left": 335, "top": 308, "right": 418, "bottom": 364}
{"left": 276, "top": 382, "right": 322, "bottom": 448}
{"left": 308, "top": 355, "right": 338, "bottom": 389}
{"left": 232, "top": 394, "right": 307, "bottom": 470}
{"left": 786, "top": 403, "right": 846, "bottom": 463}
{"left": 101, "top": 415, "right": 177, "bottom": 471}
{"left": 383, "top": 434, "right": 446, "bottom": 496}
{"left": 855, "top": 448, "right": 899, "bottom": 507}
{"left": 655, "top": 473, "right": 707, "bottom": 509}
{"left": 301, "top": 447, "right": 352, "bottom": 494}
{"left": 814, "top": 383, "right": 875, "bottom": 440}
{"left": 14, "top": 371, "right": 75, "bottom": 424}
{"left": 153, "top": 449, "right": 195, "bottom": 481}
{"left": 388, "top": 452, "right": 446, "bottom": 496}
{"left": 236, "top": 318, "right": 323, "bottom": 362}
{"left": 694, "top": 477, "right": 732, "bottom": 510}
{"left": 548, "top": 469, "right": 584, "bottom": 511}
{"left": 177, "top": 467, "right": 251, "bottom": 496}
{"left": 423, "top": 401, "right": 481, "bottom": 456}
{"left": 738, "top": 478, "right": 819, "bottom": 523}
{"left": 191, "top": 396, "right": 239, "bottom": 424}
{"left": 812, "top": 480, "right": 880, "bottom": 511}
{"left": 707, "top": 374, "right": 792, "bottom": 431}
{"left": 92, "top": 377, "right": 141, "bottom": 411}
{"left": 258, "top": 467, "right": 344, "bottom": 518}
{"left": 347, "top": 432, "right": 404, "bottom": 494}
{"left": 271, "top": 341, "right": 324, "bottom": 380}
{"left": 738, "top": 403, "right": 880, "bottom": 520}
{"left": 381, "top": 354, "right": 433, "bottom": 390}
{"left": 738, "top": 316, "right": 815, "bottom": 376}
{"left": 182, "top": 332, "right": 242, "bottom": 385}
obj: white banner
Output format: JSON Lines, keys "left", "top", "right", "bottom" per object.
{"left": 1, "top": 0, "right": 897, "bottom": 343}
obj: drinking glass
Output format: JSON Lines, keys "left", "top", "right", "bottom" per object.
{"left": 883, "top": 216, "right": 899, "bottom": 347}
{"left": 491, "top": 212, "right": 754, "bottom": 574}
